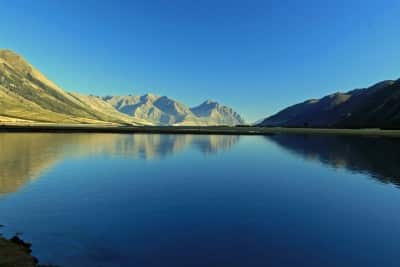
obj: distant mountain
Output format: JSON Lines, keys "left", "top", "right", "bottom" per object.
{"left": 71, "top": 93, "right": 151, "bottom": 125}
{"left": 258, "top": 79, "right": 400, "bottom": 128}
{"left": 103, "top": 94, "right": 195, "bottom": 125}
{"left": 0, "top": 49, "right": 145, "bottom": 125}
{"left": 190, "top": 99, "right": 245, "bottom": 125}
{"left": 104, "top": 95, "right": 245, "bottom": 126}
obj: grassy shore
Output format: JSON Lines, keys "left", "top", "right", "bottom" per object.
{"left": 1, "top": 123, "right": 400, "bottom": 137}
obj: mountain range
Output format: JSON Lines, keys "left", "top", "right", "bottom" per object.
{"left": 259, "top": 79, "right": 400, "bottom": 128}
{"left": 0, "top": 49, "right": 244, "bottom": 126}
{"left": 102, "top": 94, "right": 244, "bottom": 126}
{"left": 4, "top": 48, "right": 400, "bottom": 129}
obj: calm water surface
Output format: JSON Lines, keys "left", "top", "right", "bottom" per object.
{"left": 1, "top": 133, "right": 400, "bottom": 267}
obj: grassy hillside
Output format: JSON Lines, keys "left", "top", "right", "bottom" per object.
{"left": 0, "top": 49, "right": 147, "bottom": 125}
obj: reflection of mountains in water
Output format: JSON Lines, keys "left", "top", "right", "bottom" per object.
{"left": 266, "top": 134, "right": 400, "bottom": 187}
{"left": 114, "top": 134, "right": 240, "bottom": 159}
{"left": 0, "top": 133, "right": 240, "bottom": 194}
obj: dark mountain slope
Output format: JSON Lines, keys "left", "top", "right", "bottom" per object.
{"left": 338, "top": 79, "right": 400, "bottom": 128}
{"left": 259, "top": 80, "right": 398, "bottom": 128}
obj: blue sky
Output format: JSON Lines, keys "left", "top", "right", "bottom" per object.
{"left": 1, "top": 0, "right": 400, "bottom": 121}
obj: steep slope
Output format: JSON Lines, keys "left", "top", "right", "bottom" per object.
{"left": 104, "top": 94, "right": 244, "bottom": 126}
{"left": 0, "top": 49, "right": 144, "bottom": 124}
{"left": 190, "top": 100, "right": 245, "bottom": 125}
{"left": 259, "top": 80, "right": 397, "bottom": 128}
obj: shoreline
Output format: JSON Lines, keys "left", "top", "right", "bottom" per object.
{"left": 0, "top": 236, "right": 38, "bottom": 267}
{"left": 1, "top": 124, "right": 400, "bottom": 137}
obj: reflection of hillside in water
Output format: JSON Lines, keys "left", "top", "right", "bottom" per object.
{"left": 0, "top": 134, "right": 65, "bottom": 194}
{"left": 265, "top": 134, "right": 400, "bottom": 186}
{"left": 0, "top": 133, "right": 240, "bottom": 194}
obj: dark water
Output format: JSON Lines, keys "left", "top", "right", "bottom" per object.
{"left": 1, "top": 133, "right": 400, "bottom": 267}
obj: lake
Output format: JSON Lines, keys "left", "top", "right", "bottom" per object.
{"left": 1, "top": 133, "right": 400, "bottom": 267}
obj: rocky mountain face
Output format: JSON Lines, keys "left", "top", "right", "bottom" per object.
{"left": 0, "top": 49, "right": 244, "bottom": 126}
{"left": 190, "top": 100, "right": 245, "bottom": 125}
{"left": 258, "top": 79, "right": 400, "bottom": 128}
{"left": 103, "top": 95, "right": 245, "bottom": 126}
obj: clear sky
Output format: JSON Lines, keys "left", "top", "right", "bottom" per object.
{"left": 1, "top": 0, "right": 400, "bottom": 122}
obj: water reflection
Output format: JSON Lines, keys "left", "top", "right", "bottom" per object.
{"left": 0, "top": 133, "right": 239, "bottom": 194}
{"left": 265, "top": 134, "right": 400, "bottom": 186}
